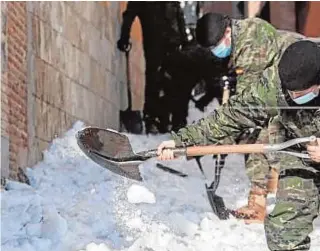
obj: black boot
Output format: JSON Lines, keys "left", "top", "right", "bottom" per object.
{"left": 120, "top": 110, "right": 143, "bottom": 134}
{"left": 144, "top": 115, "right": 160, "bottom": 135}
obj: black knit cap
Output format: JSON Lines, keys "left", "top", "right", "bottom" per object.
{"left": 196, "top": 13, "right": 229, "bottom": 48}
{"left": 279, "top": 40, "right": 320, "bottom": 91}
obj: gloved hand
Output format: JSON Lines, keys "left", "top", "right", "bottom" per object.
{"left": 117, "top": 37, "right": 131, "bottom": 52}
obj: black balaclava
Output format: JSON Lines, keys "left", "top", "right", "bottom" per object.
{"left": 195, "top": 13, "right": 230, "bottom": 48}
{"left": 279, "top": 40, "right": 320, "bottom": 92}
{"left": 279, "top": 41, "right": 320, "bottom": 107}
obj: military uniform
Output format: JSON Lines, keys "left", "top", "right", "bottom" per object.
{"left": 214, "top": 18, "right": 299, "bottom": 221}
{"left": 119, "top": 2, "right": 188, "bottom": 133}
{"left": 170, "top": 31, "right": 320, "bottom": 249}
{"left": 228, "top": 21, "right": 318, "bottom": 197}
{"left": 226, "top": 18, "right": 284, "bottom": 194}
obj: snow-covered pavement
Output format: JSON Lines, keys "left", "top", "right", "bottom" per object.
{"left": 1, "top": 100, "right": 320, "bottom": 251}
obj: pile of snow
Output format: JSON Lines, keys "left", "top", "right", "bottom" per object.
{"left": 1, "top": 100, "right": 319, "bottom": 251}
{"left": 126, "top": 184, "right": 156, "bottom": 204}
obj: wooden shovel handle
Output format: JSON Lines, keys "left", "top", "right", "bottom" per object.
{"left": 186, "top": 144, "right": 265, "bottom": 156}
{"left": 222, "top": 87, "right": 230, "bottom": 104}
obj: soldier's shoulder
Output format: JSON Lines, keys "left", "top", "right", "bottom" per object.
{"left": 238, "top": 18, "right": 277, "bottom": 37}
{"left": 240, "top": 17, "right": 274, "bottom": 28}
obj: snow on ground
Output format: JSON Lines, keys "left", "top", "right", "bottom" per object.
{"left": 1, "top": 99, "right": 320, "bottom": 251}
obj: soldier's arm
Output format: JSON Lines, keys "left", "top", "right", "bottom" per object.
{"left": 171, "top": 77, "right": 277, "bottom": 147}
{"left": 235, "top": 19, "right": 280, "bottom": 92}
{"left": 120, "top": 2, "right": 140, "bottom": 39}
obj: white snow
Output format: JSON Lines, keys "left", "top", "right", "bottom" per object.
{"left": 126, "top": 184, "right": 156, "bottom": 204}
{"left": 1, "top": 100, "right": 320, "bottom": 251}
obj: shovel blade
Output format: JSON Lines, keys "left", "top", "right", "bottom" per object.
{"left": 76, "top": 127, "right": 144, "bottom": 181}
{"left": 82, "top": 146, "right": 143, "bottom": 181}
{"left": 206, "top": 185, "right": 230, "bottom": 220}
{"left": 76, "top": 127, "right": 137, "bottom": 160}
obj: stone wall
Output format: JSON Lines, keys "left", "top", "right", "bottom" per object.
{"left": 1, "top": 1, "right": 145, "bottom": 180}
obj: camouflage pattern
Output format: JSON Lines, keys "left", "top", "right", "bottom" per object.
{"left": 171, "top": 18, "right": 320, "bottom": 250}
{"left": 244, "top": 128, "right": 271, "bottom": 189}
{"left": 230, "top": 18, "right": 297, "bottom": 92}
{"left": 265, "top": 158, "right": 320, "bottom": 251}
{"left": 230, "top": 18, "right": 299, "bottom": 189}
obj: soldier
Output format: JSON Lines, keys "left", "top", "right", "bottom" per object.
{"left": 177, "top": 12, "right": 303, "bottom": 223}
{"left": 157, "top": 40, "right": 320, "bottom": 251}
{"left": 117, "top": 1, "right": 188, "bottom": 134}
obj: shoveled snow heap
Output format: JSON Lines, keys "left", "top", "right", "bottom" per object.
{"left": 1, "top": 100, "right": 320, "bottom": 251}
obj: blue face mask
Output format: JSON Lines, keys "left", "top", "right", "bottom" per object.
{"left": 291, "top": 91, "right": 319, "bottom": 104}
{"left": 211, "top": 42, "right": 232, "bottom": 58}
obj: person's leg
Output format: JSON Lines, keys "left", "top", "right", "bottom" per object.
{"left": 265, "top": 167, "right": 320, "bottom": 251}
{"left": 170, "top": 79, "right": 191, "bottom": 132}
{"left": 143, "top": 49, "right": 163, "bottom": 134}
{"left": 265, "top": 117, "right": 284, "bottom": 194}
{"left": 236, "top": 124, "right": 282, "bottom": 224}
{"left": 236, "top": 151, "right": 270, "bottom": 223}
{"left": 162, "top": 69, "right": 196, "bottom": 132}
{"left": 156, "top": 76, "right": 171, "bottom": 133}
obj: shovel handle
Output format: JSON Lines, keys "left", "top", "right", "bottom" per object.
{"left": 140, "top": 148, "right": 186, "bottom": 159}
{"left": 222, "top": 87, "right": 230, "bottom": 104}
{"left": 186, "top": 144, "right": 265, "bottom": 156}
{"left": 151, "top": 136, "right": 317, "bottom": 159}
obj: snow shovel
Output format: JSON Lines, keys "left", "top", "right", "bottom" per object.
{"left": 119, "top": 44, "right": 143, "bottom": 134}
{"left": 191, "top": 72, "right": 238, "bottom": 220}
{"left": 76, "top": 126, "right": 315, "bottom": 182}
{"left": 192, "top": 154, "right": 230, "bottom": 219}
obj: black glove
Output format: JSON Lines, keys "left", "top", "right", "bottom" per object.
{"left": 117, "top": 37, "right": 131, "bottom": 52}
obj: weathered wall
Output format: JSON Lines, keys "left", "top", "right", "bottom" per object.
{"left": 27, "top": 1, "right": 129, "bottom": 165}
{"left": 202, "top": 2, "right": 233, "bottom": 16}
{"left": 1, "top": 2, "right": 28, "bottom": 180}
{"left": 202, "top": 1, "right": 320, "bottom": 36}
{"left": 303, "top": 2, "right": 320, "bottom": 36}
{"left": 1, "top": 1, "right": 145, "bottom": 180}
{"left": 270, "top": 2, "right": 296, "bottom": 32}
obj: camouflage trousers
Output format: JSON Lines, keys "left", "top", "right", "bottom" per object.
{"left": 264, "top": 155, "right": 320, "bottom": 251}
{"left": 244, "top": 119, "right": 320, "bottom": 250}
{"left": 245, "top": 119, "right": 283, "bottom": 190}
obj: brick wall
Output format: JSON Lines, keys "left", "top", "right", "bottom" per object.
{"left": 1, "top": 1, "right": 145, "bottom": 180}
{"left": 1, "top": 2, "right": 28, "bottom": 180}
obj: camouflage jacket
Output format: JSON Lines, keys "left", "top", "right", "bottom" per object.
{"left": 171, "top": 18, "right": 320, "bottom": 150}
{"left": 229, "top": 18, "right": 297, "bottom": 93}
{"left": 172, "top": 74, "right": 320, "bottom": 149}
